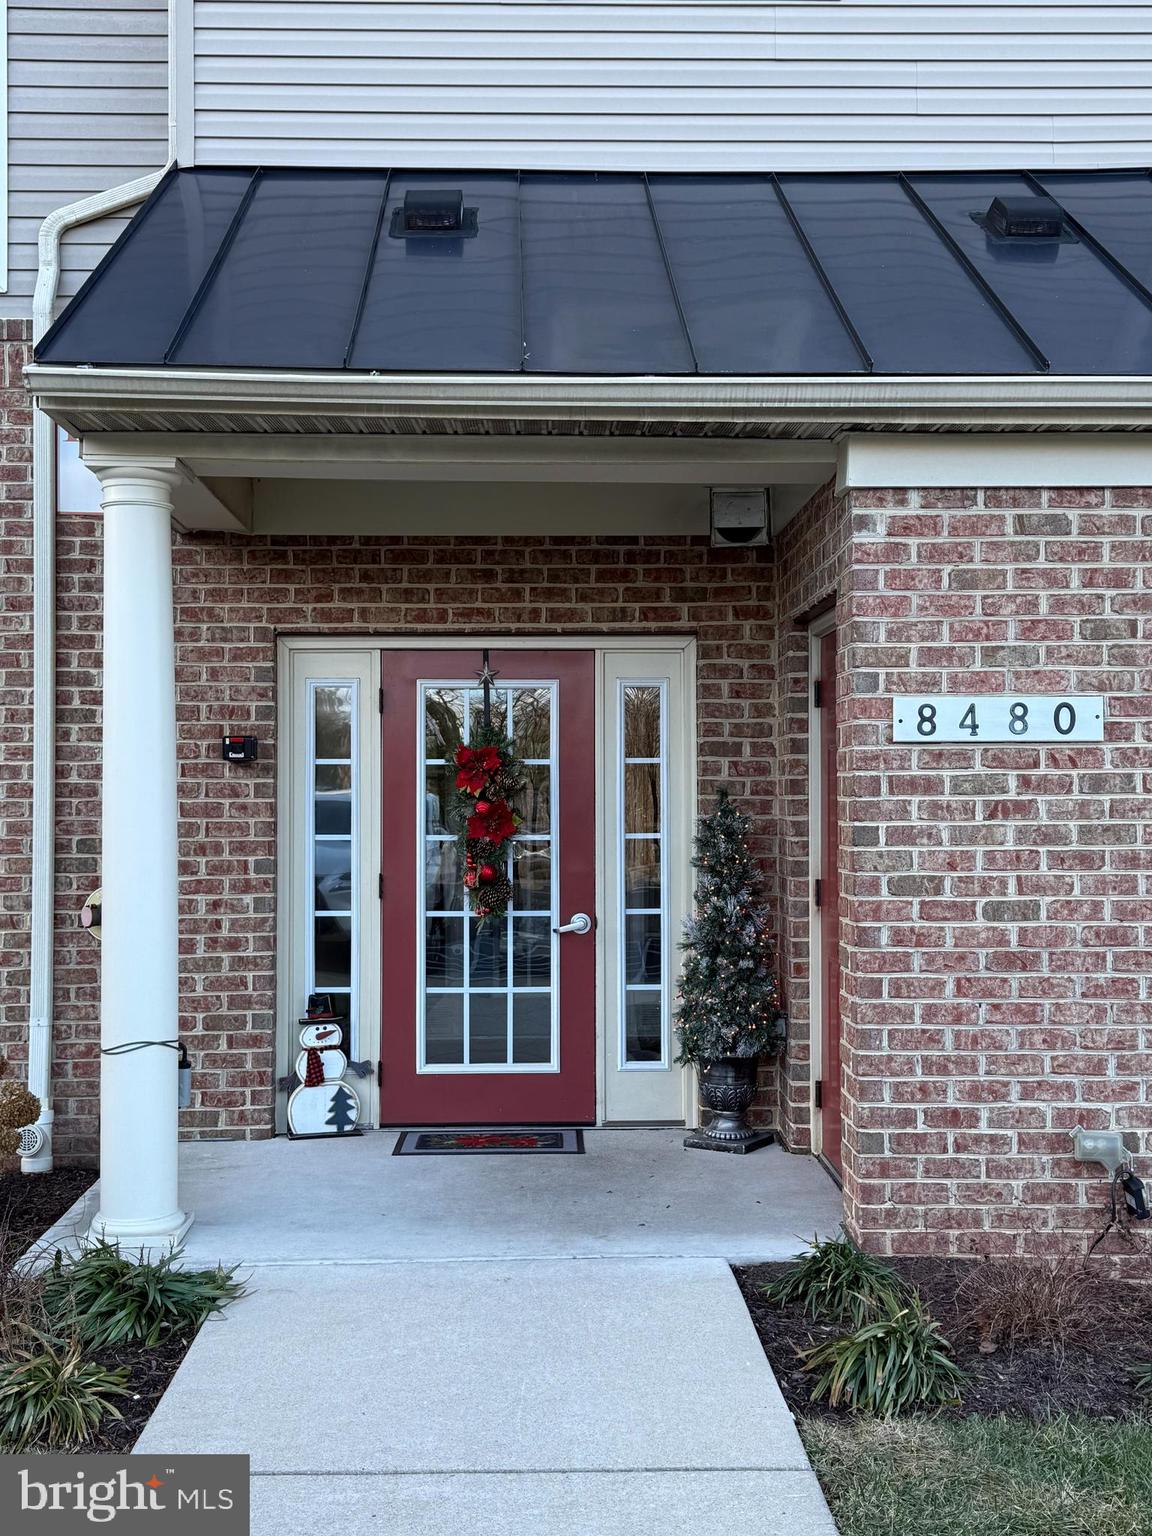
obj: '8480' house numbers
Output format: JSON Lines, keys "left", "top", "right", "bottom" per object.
{"left": 892, "top": 696, "right": 1106, "bottom": 744}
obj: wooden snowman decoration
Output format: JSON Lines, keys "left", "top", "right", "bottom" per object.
{"left": 286, "top": 1019, "right": 362, "bottom": 1138}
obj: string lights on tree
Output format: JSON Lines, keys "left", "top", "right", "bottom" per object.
{"left": 675, "top": 789, "right": 784, "bottom": 1066}
{"left": 676, "top": 790, "right": 785, "bottom": 1153}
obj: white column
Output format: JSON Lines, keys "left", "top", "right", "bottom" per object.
{"left": 90, "top": 463, "right": 192, "bottom": 1252}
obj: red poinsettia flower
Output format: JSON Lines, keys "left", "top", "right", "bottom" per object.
{"left": 455, "top": 763, "right": 487, "bottom": 794}
{"left": 466, "top": 799, "right": 518, "bottom": 846}
{"left": 454, "top": 743, "right": 504, "bottom": 795}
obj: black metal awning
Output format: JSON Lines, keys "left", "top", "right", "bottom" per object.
{"left": 35, "top": 167, "right": 1152, "bottom": 377}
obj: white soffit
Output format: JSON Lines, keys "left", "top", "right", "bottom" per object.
{"left": 838, "top": 433, "right": 1152, "bottom": 492}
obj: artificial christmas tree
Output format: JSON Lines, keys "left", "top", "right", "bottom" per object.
{"left": 675, "top": 790, "right": 785, "bottom": 1153}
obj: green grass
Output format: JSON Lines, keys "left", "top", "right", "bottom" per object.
{"left": 801, "top": 1415, "right": 1152, "bottom": 1536}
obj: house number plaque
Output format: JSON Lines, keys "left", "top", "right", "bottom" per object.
{"left": 893, "top": 695, "right": 1105, "bottom": 744}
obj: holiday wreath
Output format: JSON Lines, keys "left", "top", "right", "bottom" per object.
{"left": 451, "top": 726, "right": 526, "bottom": 922}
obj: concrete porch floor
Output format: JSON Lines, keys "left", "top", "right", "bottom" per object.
{"left": 49, "top": 1128, "right": 842, "bottom": 1267}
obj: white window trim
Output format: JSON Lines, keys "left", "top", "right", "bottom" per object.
{"left": 278, "top": 648, "right": 379, "bottom": 1131}
{"left": 600, "top": 646, "right": 696, "bottom": 1126}
{"left": 305, "top": 678, "right": 360, "bottom": 1041}
{"left": 616, "top": 679, "right": 670, "bottom": 1073}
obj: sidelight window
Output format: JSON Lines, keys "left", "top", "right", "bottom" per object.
{"left": 307, "top": 680, "right": 360, "bottom": 1027}
{"left": 618, "top": 682, "right": 669, "bottom": 1068}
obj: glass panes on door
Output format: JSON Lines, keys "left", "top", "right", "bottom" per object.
{"left": 419, "top": 681, "right": 558, "bottom": 1071}
{"left": 309, "top": 682, "right": 358, "bottom": 1019}
{"left": 619, "top": 683, "right": 668, "bottom": 1066}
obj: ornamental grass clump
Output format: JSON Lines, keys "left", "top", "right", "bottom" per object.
{"left": 674, "top": 790, "right": 784, "bottom": 1064}
{"left": 955, "top": 1257, "right": 1103, "bottom": 1355}
{"left": 43, "top": 1242, "right": 245, "bottom": 1351}
{"left": 1132, "top": 1361, "right": 1152, "bottom": 1399}
{"left": 766, "top": 1234, "right": 909, "bottom": 1329}
{"left": 0, "top": 1332, "right": 128, "bottom": 1451}
{"left": 801, "top": 1293, "right": 967, "bottom": 1417}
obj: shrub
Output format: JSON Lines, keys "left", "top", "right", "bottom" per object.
{"left": 765, "top": 1235, "right": 907, "bottom": 1328}
{"left": 0, "top": 1332, "right": 128, "bottom": 1451}
{"left": 801, "top": 1294, "right": 966, "bottom": 1416}
{"left": 955, "top": 1258, "right": 1102, "bottom": 1354}
{"left": 43, "top": 1242, "right": 245, "bottom": 1350}
{"left": 0, "top": 1052, "right": 40, "bottom": 1162}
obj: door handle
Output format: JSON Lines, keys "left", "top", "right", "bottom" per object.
{"left": 554, "top": 912, "right": 593, "bottom": 936}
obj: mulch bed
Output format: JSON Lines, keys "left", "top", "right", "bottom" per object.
{"left": 735, "top": 1259, "right": 1152, "bottom": 1422}
{"left": 0, "top": 1167, "right": 95, "bottom": 1258}
{"left": 71, "top": 1330, "right": 198, "bottom": 1454}
{"left": 0, "top": 1165, "right": 197, "bottom": 1452}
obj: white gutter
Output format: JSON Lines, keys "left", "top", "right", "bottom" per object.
{"left": 25, "top": 364, "right": 1152, "bottom": 430}
{"left": 24, "top": 171, "right": 165, "bottom": 1173}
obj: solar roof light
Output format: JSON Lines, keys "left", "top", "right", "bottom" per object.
{"left": 986, "top": 194, "right": 1064, "bottom": 240}
{"left": 391, "top": 189, "right": 478, "bottom": 241}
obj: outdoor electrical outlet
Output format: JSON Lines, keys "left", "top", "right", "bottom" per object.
{"left": 1069, "top": 1126, "right": 1127, "bottom": 1174}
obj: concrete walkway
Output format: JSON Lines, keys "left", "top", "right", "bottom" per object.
{"left": 58, "top": 1133, "right": 842, "bottom": 1533}
{"left": 134, "top": 1257, "right": 838, "bottom": 1534}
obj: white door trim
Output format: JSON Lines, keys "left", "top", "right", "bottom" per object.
{"left": 278, "top": 635, "right": 694, "bottom": 654}
{"left": 807, "top": 610, "right": 837, "bottom": 1161}
{"left": 277, "top": 635, "right": 696, "bottom": 1130}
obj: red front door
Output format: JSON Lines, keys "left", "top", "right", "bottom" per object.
{"left": 819, "top": 628, "right": 843, "bottom": 1172}
{"left": 379, "top": 649, "right": 597, "bottom": 1125}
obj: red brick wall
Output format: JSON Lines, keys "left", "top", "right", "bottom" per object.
{"left": 14, "top": 413, "right": 1151, "bottom": 1274}
{"left": 771, "top": 481, "right": 857, "bottom": 1155}
{"left": 0, "top": 327, "right": 34, "bottom": 1080}
{"left": 836, "top": 486, "right": 1152, "bottom": 1270}
{"left": 50, "top": 529, "right": 780, "bottom": 1157}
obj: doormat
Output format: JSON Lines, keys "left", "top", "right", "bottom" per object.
{"left": 392, "top": 1129, "right": 585, "bottom": 1155}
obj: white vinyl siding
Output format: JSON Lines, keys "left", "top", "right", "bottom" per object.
{"left": 6, "top": 0, "right": 167, "bottom": 318}
{"left": 190, "top": 3, "right": 1152, "bottom": 173}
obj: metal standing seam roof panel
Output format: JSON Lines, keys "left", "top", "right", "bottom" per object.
{"left": 908, "top": 173, "right": 1152, "bottom": 376}
{"left": 347, "top": 171, "right": 523, "bottom": 373}
{"left": 519, "top": 173, "right": 696, "bottom": 374}
{"left": 34, "top": 166, "right": 1152, "bottom": 378}
{"left": 1033, "top": 172, "right": 1152, "bottom": 296}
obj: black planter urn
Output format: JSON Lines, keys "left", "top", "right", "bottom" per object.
{"left": 683, "top": 1056, "right": 775, "bottom": 1155}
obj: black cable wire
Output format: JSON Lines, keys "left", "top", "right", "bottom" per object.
{"left": 1087, "top": 1166, "right": 1127, "bottom": 1259}
{"left": 100, "top": 1040, "right": 180, "bottom": 1056}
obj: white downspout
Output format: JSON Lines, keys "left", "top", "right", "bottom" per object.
{"left": 24, "top": 170, "right": 166, "bottom": 1173}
